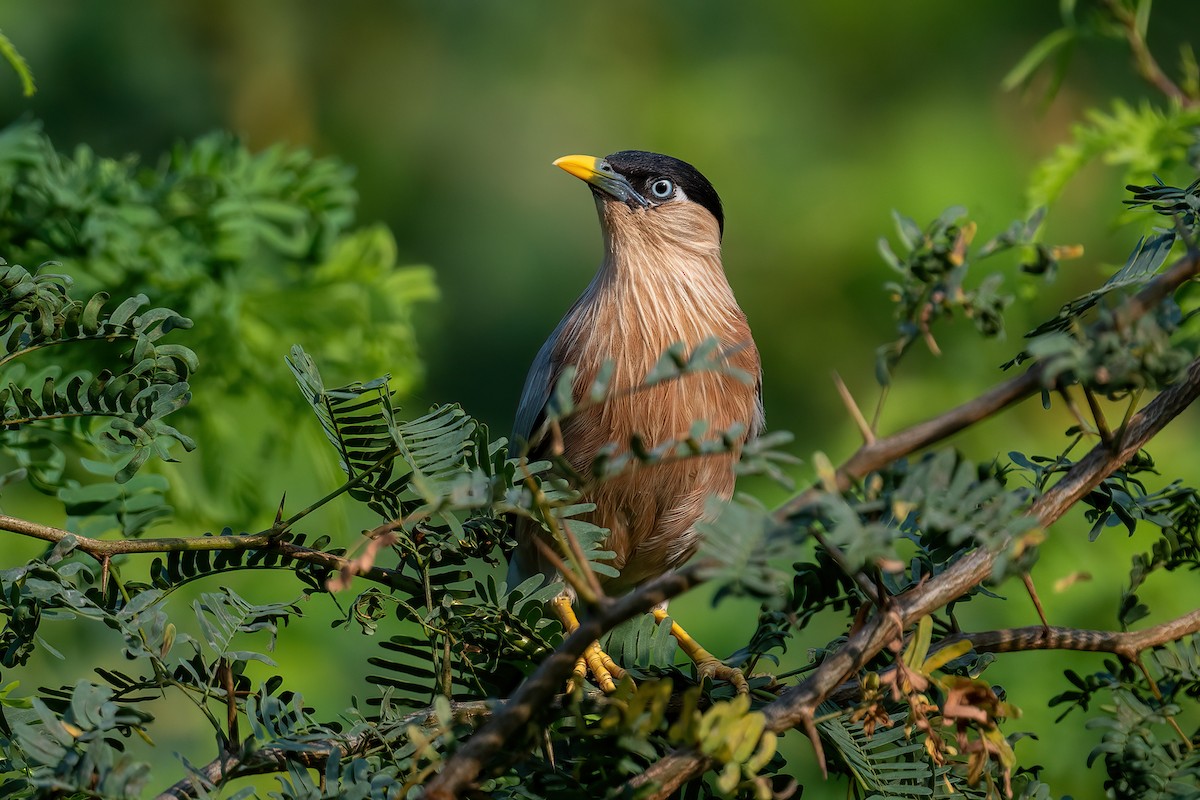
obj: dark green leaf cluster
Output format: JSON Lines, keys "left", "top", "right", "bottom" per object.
{"left": 1125, "top": 174, "right": 1200, "bottom": 229}
{"left": 814, "top": 451, "right": 1037, "bottom": 580}
{"left": 1049, "top": 638, "right": 1200, "bottom": 800}
{"left": 876, "top": 208, "right": 1061, "bottom": 384}
{"left": 286, "top": 348, "right": 571, "bottom": 708}
{"left": 697, "top": 450, "right": 1038, "bottom": 697}
{"left": 698, "top": 494, "right": 800, "bottom": 605}
{"left": 4, "top": 682, "right": 153, "bottom": 799}
{"left": 289, "top": 344, "right": 483, "bottom": 527}
{"left": 1009, "top": 438, "right": 1200, "bottom": 626}
{"left": 1005, "top": 177, "right": 1200, "bottom": 392}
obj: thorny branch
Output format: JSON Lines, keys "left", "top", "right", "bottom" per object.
{"left": 429, "top": 248, "right": 1200, "bottom": 798}
{"left": 158, "top": 606, "right": 1200, "bottom": 800}
{"left": 0, "top": 515, "right": 409, "bottom": 591}
{"left": 627, "top": 354, "right": 1200, "bottom": 799}
{"left": 3, "top": 245, "right": 1195, "bottom": 797}
{"left": 153, "top": 701, "right": 493, "bottom": 800}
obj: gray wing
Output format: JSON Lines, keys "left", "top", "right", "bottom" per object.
{"left": 507, "top": 319, "right": 571, "bottom": 589}
{"left": 510, "top": 314, "right": 572, "bottom": 456}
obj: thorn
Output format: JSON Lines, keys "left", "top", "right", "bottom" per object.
{"left": 100, "top": 556, "right": 111, "bottom": 598}
{"left": 1082, "top": 388, "right": 1113, "bottom": 445}
{"left": 274, "top": 493, "right": 287, "bottom": 527}
{"left": 1114, "top": 388, "right": 1144, "bottom": 449}
{"left": 870, "top": 383, "right": 890, "bottom": 436}
{"left": 832, "top": 371, "right": 875, "bottom": 445}
{"left": 560, "top": 519, "right": 605, "bottom": 603}
{"left": 801, "top": 710, "right": 827, "bottom": 777}
{"left": 1057, "top": 388, "right": 1096, "bottom": 438}
{"left": 1022, "top": 572, "right": 1050, "bottom": 633}
{"left": 549, "top": 418, "right": 565, "bottom": 457}
{"left": 542, "top": 727, "right": 556, "bottom": 769}
{"left": 532, "top": 534, "right": 597, "bottom": 605}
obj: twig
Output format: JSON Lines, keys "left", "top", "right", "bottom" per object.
{"left": 1021, "top": 573, "right": 1051, "bottom": 630}
{"left": 1101, "top": 0, "right": 1195, "bottom": 107}
{"left": 0, "top": 516, "right": 410, "bottom": 592}
{"left": 153, "top": 701, "right": 492, "bottom": 800}
{"left": 431, "top": 250, "right": 1200, "bottom": 798}
{"left": 823, "top": 608, "right": 1200, "bottom": 705}
{"left": 936, "top": 609, "right": 1200, "bottom": 658}
{"left": 832, "top": 371, "right": 875, "bottom": 445}
{"left": 626, "top": 355, "right": 1200, "bottom": 798}
{"left": 1083, "top": 387, "right": 1113, "bottom": 444}
{"left": 531, "top": 535, "right": 594, "bottom": 602}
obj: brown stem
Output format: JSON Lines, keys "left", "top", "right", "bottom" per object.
{"left": 938, "top": 609, "right": 1200, "bottom": 658}
{"left": 427, "top": 249, "right": 1200, "bottom": 799}
{"left": 0, "top": 516, "right": 408, "bottom": 591}
{"left": 421, "top": 567, "right": 706, "bottom": 799}
{"left": 153, "top": 701, "right": 492, "bottom": 800}
{"left": 1102, "top": 0, "right": 1194, "bottom": 107}
{"left": 821, "top": 608, "right": 1200, "bottom": 705}
{"left": 627, "top": 355, "right": 1200, "bottom": 798}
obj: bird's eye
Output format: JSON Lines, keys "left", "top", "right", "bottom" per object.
{"left": 650, "top": 178, "right": 674, "bottom": 199}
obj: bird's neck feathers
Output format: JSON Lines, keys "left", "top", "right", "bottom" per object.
{"left": 592, "top": 201, "right": 733, "bottom": 316}
{"left": 563, "top": 200, "right": 747, "bottom": 377}
{"left": 598, "top": 200, "right": 724, "bottom": 279}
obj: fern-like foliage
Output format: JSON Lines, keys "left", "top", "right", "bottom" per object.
{"left": 140, "top": 530, "right": 340, "bottom": 596}
{"left": 819, "top": 707, "right": 992, "bottom": 800}
{"left": 1049, "top": 636, "right": 1200, "bottom": 798}
{"left": 288, "top": 344, "right": 478, "bottom": 524}
{"left": 6, "top": 682, "right": 154, "bottom": 800}
{"left": 0, "top": 260, "right": 195, "bottom": 486}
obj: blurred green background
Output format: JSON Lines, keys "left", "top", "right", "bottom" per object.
{"left": 3, "top": 2, "right": 1200, "bottom": 796}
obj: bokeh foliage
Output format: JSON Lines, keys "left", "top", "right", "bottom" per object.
{"left": 0, "top": 118, "right": 436, "bottom": 529}
{"left": 0, "top": 2, "right": 1199, "bottom": 799}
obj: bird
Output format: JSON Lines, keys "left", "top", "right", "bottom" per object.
{"left": 507, "top": 150, "right": 763, "bottom": 694}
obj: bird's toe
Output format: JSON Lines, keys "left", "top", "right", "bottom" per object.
{"left": 583, "top": 641, "right": 629, "bottom": 693}
{"left": 696, "top": 658, "right": 750, "bottom": 695}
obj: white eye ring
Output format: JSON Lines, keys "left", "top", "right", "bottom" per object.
{"left": 650, "top": 178, "right": 674, "bottom": 199}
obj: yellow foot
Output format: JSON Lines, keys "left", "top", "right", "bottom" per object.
{"left": 553, "top": 596, "right": 629, "bottom": 693}
{"left": 653, "top": 607, "right": 749, "bottom": 694}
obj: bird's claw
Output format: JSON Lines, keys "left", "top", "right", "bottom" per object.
{"left": 553, "top": 596, "right": 630, "bottom": 694}
{"left": 696, "top": 658, "right": 750, "bottom": 695}
{"left": 567, "top": 642, "right": 630, "bottom": 694}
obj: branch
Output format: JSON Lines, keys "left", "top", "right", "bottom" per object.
{"left": 428, "top": 249, "right": 1200, "bottom": 798}
{"left": 1102, "top": 0, "right": 1195, "bottom": 108}
{"left": 823, "top": 608, "right": 1200, "bottom": 705}
{"left": 628, "top": 354, "right": 1200, "bottom": 797}
{"left": 0, "top": 515, "right": 407, "bottom": 590}
{"left": 154, "top": 701, "right": 492, "bottom": 800}
{"left": 937, "top": 609, "right": 1200, "bottom": 659}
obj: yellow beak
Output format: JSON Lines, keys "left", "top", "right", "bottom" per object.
{"left": 553, "top": 154, "right": 604, "bottom": 182}
{"left": 552, "top": 154, "right": 649, "bottom": 207}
